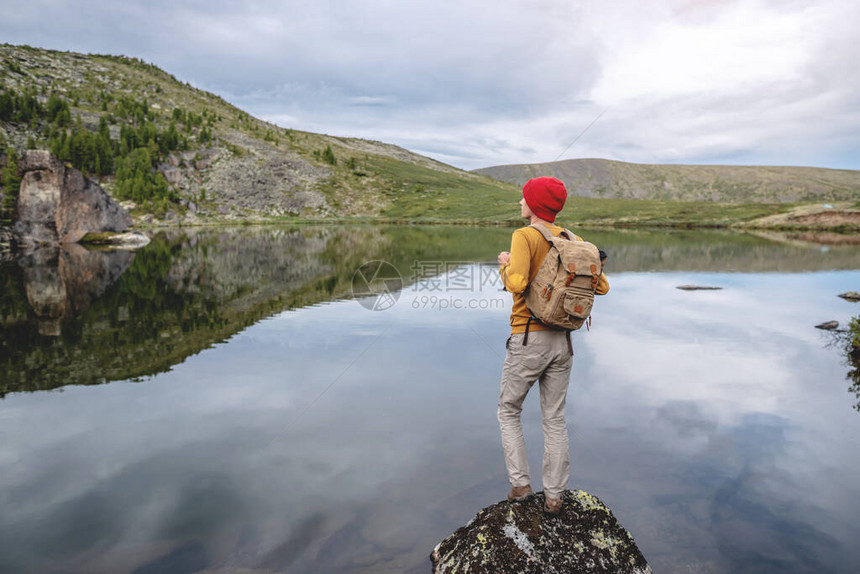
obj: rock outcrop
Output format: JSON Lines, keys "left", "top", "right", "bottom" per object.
{"left": 431, "top": 490, "right": 651, "bottom": 574}
{"left": 676, "top": 284, "right": 723, "bottom": 291}
{"left": 13, "top": 150, "right": 132, "bottom": 248}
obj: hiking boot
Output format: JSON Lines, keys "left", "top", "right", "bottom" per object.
{"left": 507, "top": 484, "right": 534, "bottom": 501}
{"left": 544, "top": 496, "right": 563, "bottom": 514}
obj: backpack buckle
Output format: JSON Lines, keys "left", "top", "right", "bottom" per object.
{"left": 541, "top": 283, "right": 553, "bottom": 300}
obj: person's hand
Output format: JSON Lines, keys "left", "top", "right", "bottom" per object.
{"left": 498, "top": 251, "right": 511, "bottom": 265}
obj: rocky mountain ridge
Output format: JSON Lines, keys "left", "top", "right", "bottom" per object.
{"left": 0, "top": 44, "right": 509, "bottom": 225}
{"left": 474, "top": 157, "right": 860, "bottom": 203}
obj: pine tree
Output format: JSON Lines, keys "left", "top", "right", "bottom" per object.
{"left": 1, "top": 148, "right": 22, "bottom": 202}
{"left": 321, "top": 145, "right": 336, "bottom": 165}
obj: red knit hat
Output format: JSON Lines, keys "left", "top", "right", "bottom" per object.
{"left": 522, "top": 177, "right": 567, "bottom": 222}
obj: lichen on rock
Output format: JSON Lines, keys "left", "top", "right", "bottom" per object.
{"left": 430, "top": 490, "right": 651, "bottom": 574}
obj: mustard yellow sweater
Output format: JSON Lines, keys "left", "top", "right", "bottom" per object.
{"left": 499, "top": 223, "right": 610, "bottom": 334}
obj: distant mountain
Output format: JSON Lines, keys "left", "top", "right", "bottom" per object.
{"left": 473, "top": 158, "right": 860, "bottom": 203}
{"left": 0, "top": 44, "right": 513, "bottom": 224}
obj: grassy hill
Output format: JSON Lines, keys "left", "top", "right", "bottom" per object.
{"left": 473, "top": 158, "right": 860, "bottom": 204}
{"left": 0, "top": 44, "right": 517, "bottom": 224}
{"left": 0, "top": 44, "right": 857, "bottom": 230}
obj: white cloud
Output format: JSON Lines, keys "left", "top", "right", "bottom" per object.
{"left": 1, "top": 0, "right": 857, "bottom": 170}
{"left": 590, "top": 1, "right": 814, "bottom": 103}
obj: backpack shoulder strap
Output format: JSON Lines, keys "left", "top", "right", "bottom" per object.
{"left": 562, "top": 228, "right": 580, "bottom": 241}
{"left": 529, "top": 223, "right": 565, "bottom": 243}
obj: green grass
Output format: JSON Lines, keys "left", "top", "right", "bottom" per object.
{"left": 354, "top": 155, "right": 795, "bottom": 227}
{"left": 364, "top": 155, "right": 518, "bottom": 221}
{"left": 353, "top": 155, "right": 795, "bottom": 227}
{"left": 559, "top": 197, "right": 791, "bottom": 227}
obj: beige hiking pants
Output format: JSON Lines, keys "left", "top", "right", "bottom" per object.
{"left": 498, "top": 330, "right": 573, "bottom": 499}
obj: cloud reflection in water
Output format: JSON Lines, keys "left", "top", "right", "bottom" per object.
{"left": 1, "top": 261, "right": 859, "bottom": 573}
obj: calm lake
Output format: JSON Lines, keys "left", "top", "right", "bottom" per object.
{"left": 1, "top": 225, "right": 859, "bottom": 574}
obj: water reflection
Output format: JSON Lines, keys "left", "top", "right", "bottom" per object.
{"left": 1, "top": 226, "right": 859, "bottom": 573}
{"left": 829, "top": 319, "right": 860, "bottom": 412}
{"left": 850, "top": 357, "right": 860, "bottom": 411}
{"left": 574, "top": 270, "right": 860, "bottom": 572}
{"left": 18, "top": 244, "right": 135, "bottom": 336}
{"left": 0, "top": 225, "right": 516, "bottom": 395}
{"left": 2, "top": 226, "right": 858, "bottom": 397}
{"left": 818, "top": 309, "right": 860, "bottom": 412}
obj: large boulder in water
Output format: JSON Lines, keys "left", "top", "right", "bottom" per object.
{"left": 13, "top": 150, "right": 132, "bottom": 248}
{"left": 430, "top": 490, "right": 651, "bottom": 574}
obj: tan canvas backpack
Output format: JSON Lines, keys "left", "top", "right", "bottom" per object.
{"left": 522, "top": 224, "right": 604, "bottom": 349}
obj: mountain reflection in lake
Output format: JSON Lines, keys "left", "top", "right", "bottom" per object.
{"left": 0, "top": 226, "right": 858, "bottom": 573}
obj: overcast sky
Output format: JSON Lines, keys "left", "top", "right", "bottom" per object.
{"left": 2, "top": 0, "right": 858, "bottom": 170}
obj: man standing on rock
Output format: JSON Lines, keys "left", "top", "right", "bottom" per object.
{"left": 496, "top": 177, "right": 609, "bottom": 514}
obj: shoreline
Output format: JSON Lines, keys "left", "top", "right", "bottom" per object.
{"left": 2, "top": 209, "right": 859, "bottom": 256}
{"left": 129, "top": 215, "right": 860, "bottom": 232}
{"left": 123, "top": 199, "right": 860, "bottom": 232}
